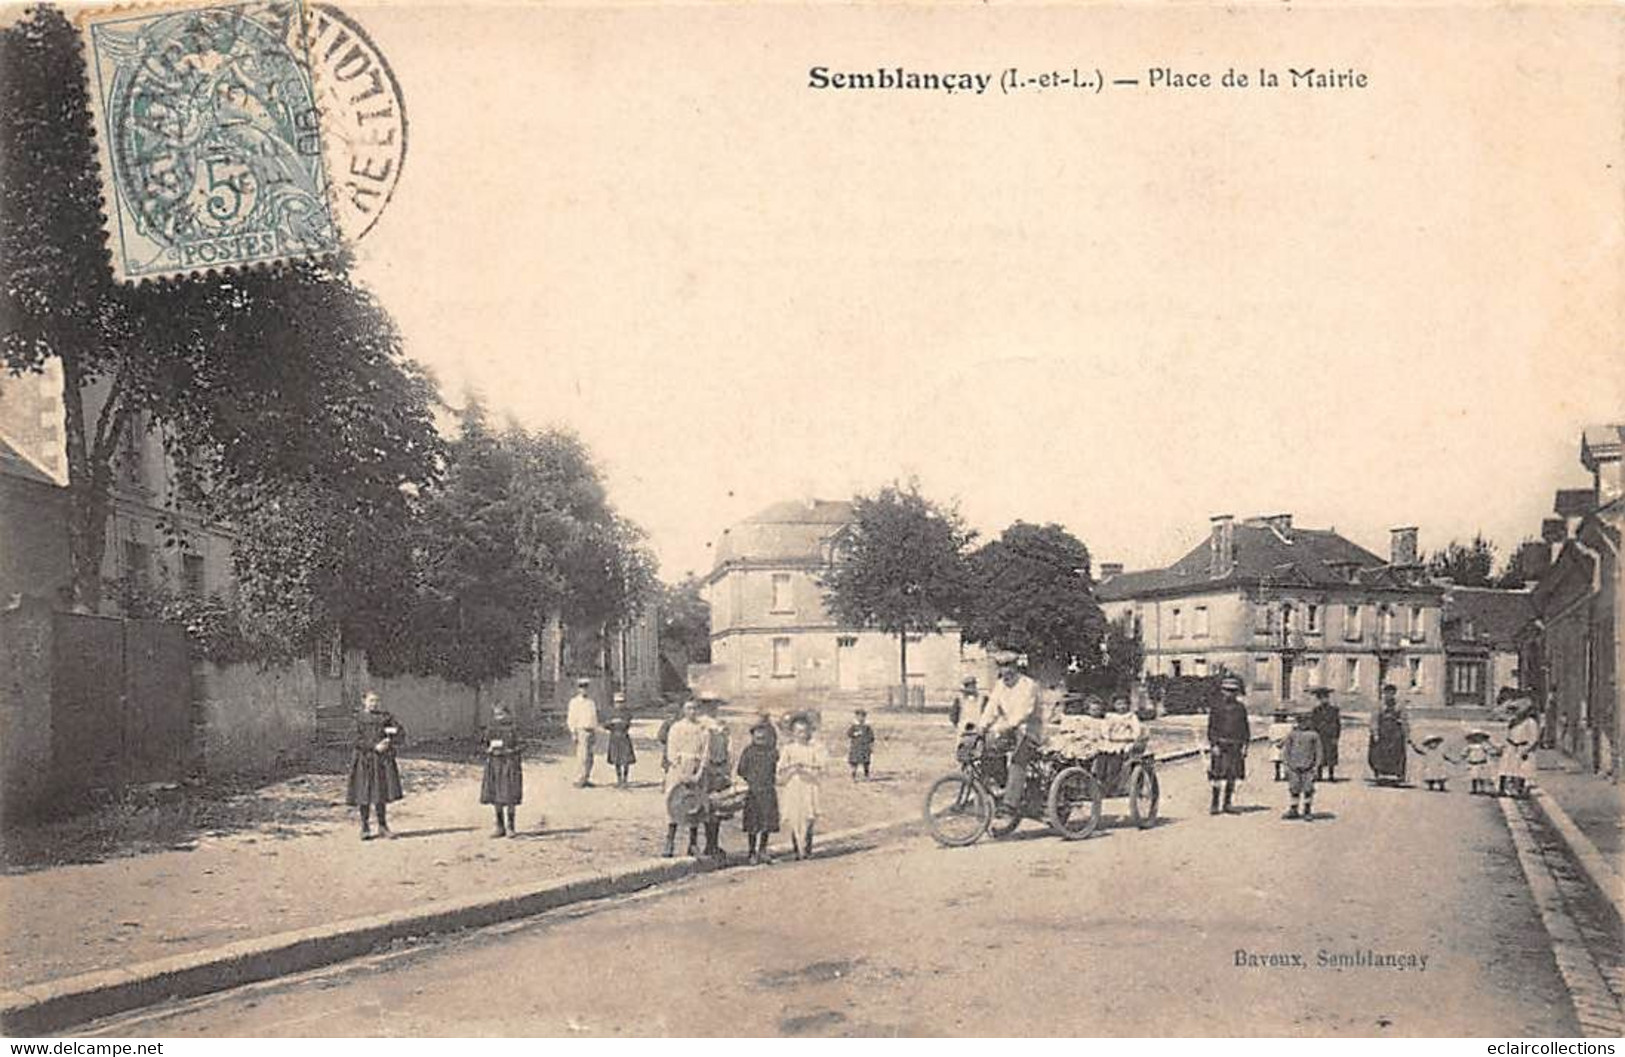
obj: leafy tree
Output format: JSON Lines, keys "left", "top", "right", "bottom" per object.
{"left": 1426, "top": 535, "right": 1497, "bottom": 587}
{"left": 1100, "top": 612, "right": 1145, "bottom": 694}
{"left": 659, "top": 574, "right": 712, "bottom": 667}
{"left": 961, "top": 521, "right": 1106, "bottom": 682}
{"left": 821, "top": 481, "right": 973, "bottom": 703}
{"left": 401, "top": 400, "right": 550, "bottom": 690}
{"left": 1, "top": 7, "right": 440, "bottom": 624}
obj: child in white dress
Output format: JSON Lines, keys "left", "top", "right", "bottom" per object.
{"left": 1462, "top": 730, "right": 1497, "bottom": 795}
{"left": 1412, "top": 733, "right": 1455, "bottom": 792}
{"left": 778, "top": 714, "right": 828, "bottom": 860}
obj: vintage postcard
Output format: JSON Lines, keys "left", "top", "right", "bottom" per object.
{"left": 0, "top": 0, "right": 1621, "bottom": 1041}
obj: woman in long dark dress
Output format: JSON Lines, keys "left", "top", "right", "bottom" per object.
{"left": 604, "top": 694, "right": 637, "bottom": 787}
{"left": 1367, "top": 690, "right": 1409, "bottom": 782}
{"left": 480, "top": 704, "right": 523, "bottom": 837}
{"left": 347, "top": 690, "right": 405, "bottom": 840}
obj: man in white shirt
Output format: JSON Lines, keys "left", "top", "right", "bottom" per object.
{"left": 981, "top": 651, "right": 1044, "bottom": 808}
{"left": 566, "top": 677, "right": 600, "bottom": 787}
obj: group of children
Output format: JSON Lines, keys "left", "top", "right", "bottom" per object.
{"left": 1046, "top": 695, "right": 1148, "bottom": 762}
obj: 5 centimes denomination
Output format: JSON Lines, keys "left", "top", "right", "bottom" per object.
{"left": 80, "top": 0, "right": 340, "bottom": 281}
{"left": 306, "top": 4, "right": 407, "bottom": 242}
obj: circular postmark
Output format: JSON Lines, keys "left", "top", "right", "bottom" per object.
{"left": 103, "top": 3, "right": 338, "bottom": 268}
{"left": 304, "top": 4, "right": 408, "bottom": 242}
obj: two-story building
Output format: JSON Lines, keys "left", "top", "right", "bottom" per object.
{"left": 1439, "top": 585, "right": 1535, "bottom": 708}
{"left": 701, "top": 499, "right": 975, "bottom": 702}
{"left": 1097, "top": 514, "right": 1446, "bottom": 709}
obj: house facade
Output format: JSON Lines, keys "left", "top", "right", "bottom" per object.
{"left": 701, "top": 499, "right": 975, "bottom": 701}
{"left": 1097, "top": 514, "right": 1446, "bottom": 710}
{"left": 1439, "top": 585, "right": 1534, "bottom": 708}
{"left": 1522, "top": 425, "right": 1622, "bottom": 779}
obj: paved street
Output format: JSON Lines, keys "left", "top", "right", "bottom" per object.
{"left": 89, "top": 728, "right": 1609, "bottom": 1037}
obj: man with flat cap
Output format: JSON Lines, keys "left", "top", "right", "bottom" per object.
{"left": 980, "top": 649, "right": 1043, "bottom": 810}
{"left": 1308, "top": 686, "right": 1342, "bottom": 782}
{"left": 566, "top": 677, "right": 600, "bottom": 788}
{"left": 1207, "top": 674, "right": 1252, "bottom": 814}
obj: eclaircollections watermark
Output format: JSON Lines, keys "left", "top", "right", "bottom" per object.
{"left": 1233, "top": 948, "right": 1432, "bottom": 972}
{"left": 78, "top": 0, "right": 407, "bottom": 282}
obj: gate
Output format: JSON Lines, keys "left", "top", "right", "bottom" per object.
{"left": 49, "top": 613, "right": 193, "bottom": 799}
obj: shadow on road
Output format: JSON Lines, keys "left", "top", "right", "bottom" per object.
{"left": 390, "top": 826, "right": 478, "bottom": 840}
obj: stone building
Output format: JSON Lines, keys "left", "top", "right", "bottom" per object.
{"left": 701, "top": 499, "right": 976, "bottom": 702}
{"left": 1097, "top": 514, "right": 1446, "bottom": 710}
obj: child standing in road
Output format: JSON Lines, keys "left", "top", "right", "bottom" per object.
{"left": 846, "top": 709, "right": 875, "bottom": 782}
{"left": 347, "top": 690, "right": 405, "bottom": 841}
{"left": 1267, "top": 709, "right": 1294, "bottom": 781}
{"left": 604, "top": 693, "right": 636, "bottom": 788}
{"left": 1413, "top": 733, "right": 1455, "bottom": 792}
{"left": 737, "top": 722, "right": 780, "bottom": 864}
{"left": 1462, "top": 730, "right": 1497, "bottom": 795}
{"left": 480, "top": 703, "right": 523, "bottom": 837}
{"left": 1280, "top": 710, "right": 1324, "bottom": 820}
{"left": 779, "top": 714, "right": 827, "bottom": 860}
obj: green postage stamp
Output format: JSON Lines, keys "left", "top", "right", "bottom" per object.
{"left": 80, "top": 1, "right": 340, "bottom": 281}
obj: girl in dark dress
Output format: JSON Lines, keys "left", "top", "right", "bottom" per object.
{"left": 347, "top": 691, "right": 404, "bottom": 840}
{"left": 736, "top": 723, "right": 780, "bottom": 865}
{"left": 604, "top": 695, "right": 637, "bottom": 788}
{"left": 480, "top": 704, "right": 524, "bottom": 837}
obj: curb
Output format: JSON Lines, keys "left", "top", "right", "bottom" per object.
{"left": 0, "top": 740, "right": 1243, "bottom": 1035}
{"left": 0, "top": 817, "right": 913, "bottom": 1036}
{"left": 1528, "top": 786, "right": 1624, "bottom": 922}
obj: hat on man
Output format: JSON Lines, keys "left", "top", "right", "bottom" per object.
{"left": 1219, "top": 674, "right": 1244, "bottom": 693}
{"left": 612, "top": 692, "right": 626, "bottom": 704}
{"left": 1465, "top": 729, "right": 1491, "bottom": 743}
{"left": 991, "top": 649, "right": 1020, "bottom": 667}
{"left": 1308, "top": 686, "right": 1333, "bottom": 698}
{"left": 575, "top": 677, "right": 591, "bottom": 688}
{"left": 697, "top": 690, "right": 723, "bottom": 705}
{"left": 961, "top": 675, "right": 979, "bottom": 690}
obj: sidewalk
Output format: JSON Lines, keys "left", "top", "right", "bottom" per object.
{"left": 1533, "top": 750, "right": 1622, "bottom": 865}
{"left": 0, "top": 708, "right": 1219, "bottom": 993}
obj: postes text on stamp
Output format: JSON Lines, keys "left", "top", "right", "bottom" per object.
{"left": 81, "top": 1, "right": 340, "bottom": 281}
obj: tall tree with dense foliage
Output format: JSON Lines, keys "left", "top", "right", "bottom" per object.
{"left": 1, "top": 6, "right": 439, "bottom": 625}
{"left": 1426, "top": 535, "right": 1498, "bottom": 587}
{"left": 961, "top": 521, "right": 1107, "bottom": 683}
{"left": 402, "top": 400, "right": 550, "bottom": 690}
{"left": 659, "top": 574, "right": 712, "bottom": 667}
{"left": 821, "top": 481, "right": 973, "bottom": 703}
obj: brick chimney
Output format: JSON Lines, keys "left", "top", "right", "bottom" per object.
{"left": 1098, "top": 562, "right": 1124, "bottom": 581}
{"left": 1581, "top": 425, "right": 1622, "bottom": 507}
{"left": 1209, "top": 515, "right": 1235, "bottom": 578}
{"left": 1389, "top": 526, "right": 1419, "bottom": 567}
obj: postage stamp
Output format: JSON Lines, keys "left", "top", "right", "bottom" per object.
{"left": 80, "top": 1, "right": 341, "bottom": 281}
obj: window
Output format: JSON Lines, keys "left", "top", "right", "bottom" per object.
{"left": 1380, "top": 606, "right": 1395, "bottom": 637}
{"left": 770, "top": 573, "right": 794, "bottom": 614}
{"left": 1345, "top": 657, "right": 1360, "bottom": 691}
{"left": 1170, "top": 659, "right": 1183, "bottom": 677}
{"left": 771, "top": 637, "right": 794, "bottom": 677}
{"left": 181, "top": 553, "right": 205, "bottom": 597}
{"left": 836, "top": 635, "right": 858, "bottom": 648}
{"left": 1304, "top": 656, "right": 1322, "bottom": 687}
{"left": 1306, "top": 605, "right": 1321, "bottom": 634}
{"left": 1253, "top": 603, "right": 1273, "bottom": 635}
{"left": 1170, "top": 608, "right": 1184, "bottom": 638}
{"left": 1409, "top": 605, "right": 1425, "bottom": 642}
{"left": 1192, "top": 657, "right": 1209, "bottom": 677}
{"left": 1408, "top": 657, "right": 1423, "bottom": 690}
{"left": 1452, "top": 662, "right": 1482, "bottom": 696}
{"left": 1344, "top": 604, "right": 1362, "bottom": 641}
{"left": 1193, "top": 606, "right": 1210, "bottom": 638}
{"left": 1253, "top": 656, "right": 1273, "bottom": 688}
{"left": 117, "top": 416, "right": 146, "bottom": 488}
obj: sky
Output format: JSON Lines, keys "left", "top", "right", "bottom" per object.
{"left": 337, "top": 2, "right": 1623, "bottom": 580}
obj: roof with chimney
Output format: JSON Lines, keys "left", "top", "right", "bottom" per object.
{"left": 1441, "top": 586, "right": 1536, "bottom": 649}
{"left": 708, "top": 499, "right": 854, "bottom": 576}
{"left": 1096, "top": 516, "right": 1427, "bottom": 602}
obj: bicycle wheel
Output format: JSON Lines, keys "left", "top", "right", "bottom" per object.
{"left": 1128, "top": 764, "right": 1160, "bottom": 829}
{"left": 1046, "top": 765, "right": 1103, "bottom": 840}
{"left": 923, "top": 773, "right": 993, "bottom": 847}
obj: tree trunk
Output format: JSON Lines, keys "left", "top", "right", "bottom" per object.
{"left": 898, "top": 633, "right": 909, "bottom": 711}
{"left": 60, "top": 351, "right": 127, "bottom": 614}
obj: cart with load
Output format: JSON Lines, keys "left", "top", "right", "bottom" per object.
{"left": 923, "top": 728, "right": 1160, "bottom": 847}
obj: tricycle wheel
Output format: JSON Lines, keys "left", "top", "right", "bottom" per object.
{"left": 923, "top": 774, "right": 993, "bottom": 847}
{"left": 1128, "top": 763, "right": 1160, "bottom": 829}
{"left": 1046, "top": 765, "right": 1103, "bottom": 840}
{"left": 989, "top": 803, "right": 1022, "bottom": 838}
